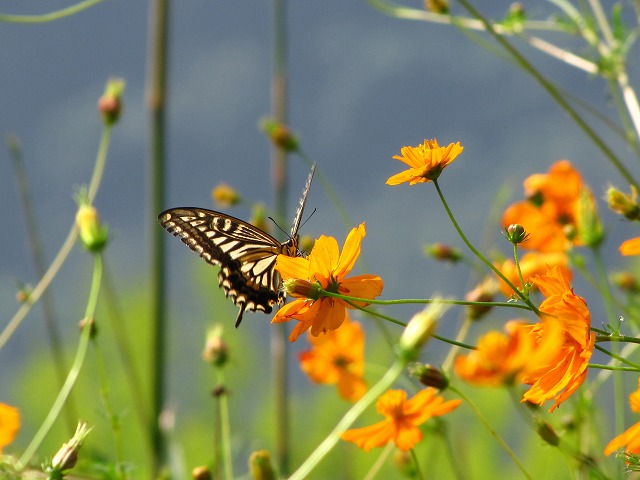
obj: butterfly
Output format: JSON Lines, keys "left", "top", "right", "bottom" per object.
{"left": 158, "top": 163, "right": 315, "bottom": 327}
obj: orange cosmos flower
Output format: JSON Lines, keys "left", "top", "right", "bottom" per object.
{"left": 496, "top": 252, "right": 571, "bottom": 298}
{"left": 386, "top": 139, "right": 463, "bottom": 186}
{"left": 455, "top": 319, "right": 563, "bottom": 386}
{"left": 605, "top": 378, "right": 640, "bottom": 456}
{"left": 274, "top": 223, "right": 384, "bottom": 342}
{"left": 620, "top": 237, "right": 640, "bottom": 256}
{"left": 522, "top": 266, "right": 595, "bottom": 412}
{"left": 341, "top": 389, "right": 461, "bottom": 452}
{"left": 299, "top": 315, "right": 367, "bottom": 401}
{"left": 0, "top": 402, "right": 20, "bottom": 454}
{"left": 502, "top": 160, "right": 588, "bottom": 252}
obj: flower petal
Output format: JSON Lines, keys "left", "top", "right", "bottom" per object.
{"left": 334, "top": 224, "right": 366, "bottom": 279}
{"left": 275, "top": 255, "right": 309, "bottom": 281}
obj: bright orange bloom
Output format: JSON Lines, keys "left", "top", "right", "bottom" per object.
{"left": 496, "top": 252, "right": 571, "bottom": 298}
{"left": 502, "top": 161, "right": 587, "bottom": 252}
{"left": 274, "top": 223, "right": 384, "bottom": 342}
{"left": 386, "top": 139, "right": 463, "bottom": 186}
{"left": 341, "top": 389, "right": 461, "bottom": 451}
{"left": 522, "top": 266, "right": 595, "bottom": 412}
{"left": 0, "top": 403, "right": 20, "bottom": 454}
{"left": 455, "top": 319, "right": 563, "bottom": 386}
{"left": 299, "top": 315, "right": 367, "bottom": 401}
{"left": 620, "top": 237, "right": 640, "bottom": 256}
{"left": 605, "top": 378, "right": 640, "bottom": 456}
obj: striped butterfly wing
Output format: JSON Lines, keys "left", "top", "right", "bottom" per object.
{"left": 159, "top": 163, "right": 315, "bottom": 327}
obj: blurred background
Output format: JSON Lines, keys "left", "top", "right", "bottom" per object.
{"left": 0, "top": 0, "right": 637, "bottom": 477}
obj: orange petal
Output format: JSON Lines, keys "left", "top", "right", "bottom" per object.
{"left": 309, "top": 235, "right": 340, "bottom": 285}
{"left": 620, "top": 237, "right": 640, "bottom": 256}
{"left": 339, "top": 275, "right": 384, "bottom": 306}
{"left": 275, "top": 255, "right": 309, "bottom": 281}
{"left": 334, "top": 224, "right": 366, "bottom": 279}
{"left": 341, "top": 420, "right": 394, "bottom": 452}
{"left": 605, "top": 422, "right": 640, "bottom": 455}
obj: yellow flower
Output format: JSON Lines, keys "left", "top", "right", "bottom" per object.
{"left": 522, "top": 266, "right": 595, "bottom": 412}
{"left": 299, "top": 315, "right": 367, "bottom": 402}
{"left": 274, "top": 223, "right": 384, "bottom": 342}
{"left": 605, "top": 378, "right": 640, "bottom": 456}
{"left": 341, "top": 389, "right": 461, "bottom": 451}
{"left": 386, "top": 139, "right": 463, "bottom": 186}
{"left": 0, "top": 402, "right": 20, "bottom": 454}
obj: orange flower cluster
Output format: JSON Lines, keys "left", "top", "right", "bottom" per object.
{"left": 502, "top": 160, "right": 586, "bottom": 252}
{"left": 299, "top": 315, "right": 367, "bottom": 402}
{"left": 605, "top": 378, "right": 640, "bottom": 456}
{"left": 274, "top": 224, "right": 384, "bottom": 342}
{"left": 456, "top": 267, "right": 594, "bottom": 412}
{"left": 0, "top": 402, "right": 20, "bottom": 454}
{"left": 341, "top": 388, "right": 461, "bottom": 451}
{"left": 497, "top": 161, "right": 599, "bottom": 297}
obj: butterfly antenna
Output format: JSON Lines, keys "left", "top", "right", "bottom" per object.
{"left": 268, "top": 216, "right": 290, "bottom": 239}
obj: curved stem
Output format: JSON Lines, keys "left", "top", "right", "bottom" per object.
{"left": 17, "top": 253, "right": 103, "bottom": 470}
{"left": 0, "top": 0, "right": 105, "bottom": 23}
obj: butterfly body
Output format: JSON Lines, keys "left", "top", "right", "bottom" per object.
{"left": 159, "top": 164, "right": 315, "bottom": 327}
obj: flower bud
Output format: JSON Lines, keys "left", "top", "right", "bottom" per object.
{"left": 192, "top": 466, "right": 212, "bottom": 480}
{"left": 536, "top": 420, "right": 559, "bottom": 446}
{"left": 424, "top": 0, "right": 448, "bottom": 13}
{"left": 576, "top": 189, "right": 603, "bottom": 248}
{"left": 398, "top": 301, "right": 448, "bottom": 360}
{"left": 465, "top": 277, "right": 497, "bottom": 321}
{"left": 259, "top": 118, "right": 299, "bottom": 153}
{"left": 212, "top": 183, "right": 240, "bottom": 208}
{"left": 503, "top": 224, "right": 528, "bottom": 244}
{"left": 408, "top": 363, "right": 449, "bottom": 390}
{"left": 611, "top": 271, "right": 640, "bottom": 293}
{"left": 49, "top": 422, "right": 92, "bottom": 474}
{"left": 248, "top": 450, "right": 276, "bottom": 480}
{"left": 202, "top": 325, "right": 229, "bottom": 367}
{"left": 423, "top": 243, "right": 462, "bottom": 263}
{"left": 76, "top": 203, "right": 108, "bottom": 252}
{"left": 607, "top": 185, "right": 640, "bottom": 221}
{"left": 98, "top": 77, "right": 125, "bottom": 125}
{"left": 281, "top": 278, "right": 321, "bottom": 300}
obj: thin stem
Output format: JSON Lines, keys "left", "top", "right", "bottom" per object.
{"left": 432, "top": 180, "right": 540, "bottom": 315}
{"left": 0, "top": 0, "right": 105, "bottom": 23}
{"left": 215, "top": 369, "right": 234, "bottom": 480}
{"left": 1, "top": 123, "right": 113, "bottom": 351}
{"left": 362, "top": 442, "right": 394, "bottom": 480}
{"left": 147, "top": 0, "right": 169, "bottom": 474}
{"left": 454, "top": 0, "right": 638, "bottom": 190}
{"left": 7, "top": 134, "right": 76, "bottom": 434}
{"left": 289, "top": 360, "right": 406, "bottom": 480}
{"left": 449, "top": 386, "right": 533, "bottom": 480}
{"left": 271, "top": 0, "right": 290, "bottom": 474}
{"left": 17, "top": 253, "right": 103, "bottom": 470}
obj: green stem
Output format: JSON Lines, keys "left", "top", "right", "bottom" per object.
{"left": 147, "top": 0, "right": 169, "bottom": 474}
{"left": 449, "top": 385, "right": 533, "bottom": 480}
{"left": 432, "top": 180, "right": 540, "bottom": 315}
{"left": 1, "top": 122, "right": 113, "bottom": 351}
{"left": 7, "top": 134, "right": 76, "bottom": 434}
{"left": 215, "top": 369, "right": 234, "bottom": 480}
{"left": 289, "top": 360, "right": 406, "bottom": 480}
{"left": 17, "top": 253, "right": 103, "bottom": 470}
{"left": 454, "top": 0, "right": 638, "bottom": 190}
{"left": 271, "top": 0, "right": 290, "bottom": 474}
{"left": 0, "top": 0, "right": 105, "bottom": 23}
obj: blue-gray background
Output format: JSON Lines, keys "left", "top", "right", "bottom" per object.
{"left": 0, "top": 0, "right": 637, "bottom": 470}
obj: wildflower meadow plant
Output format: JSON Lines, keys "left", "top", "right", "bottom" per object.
{"left": 4, "top": 1, "right": 640, "bottom": 479}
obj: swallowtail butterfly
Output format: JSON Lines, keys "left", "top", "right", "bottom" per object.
{"left": 159, "top": 164, "right": 315, "bottom": 327}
